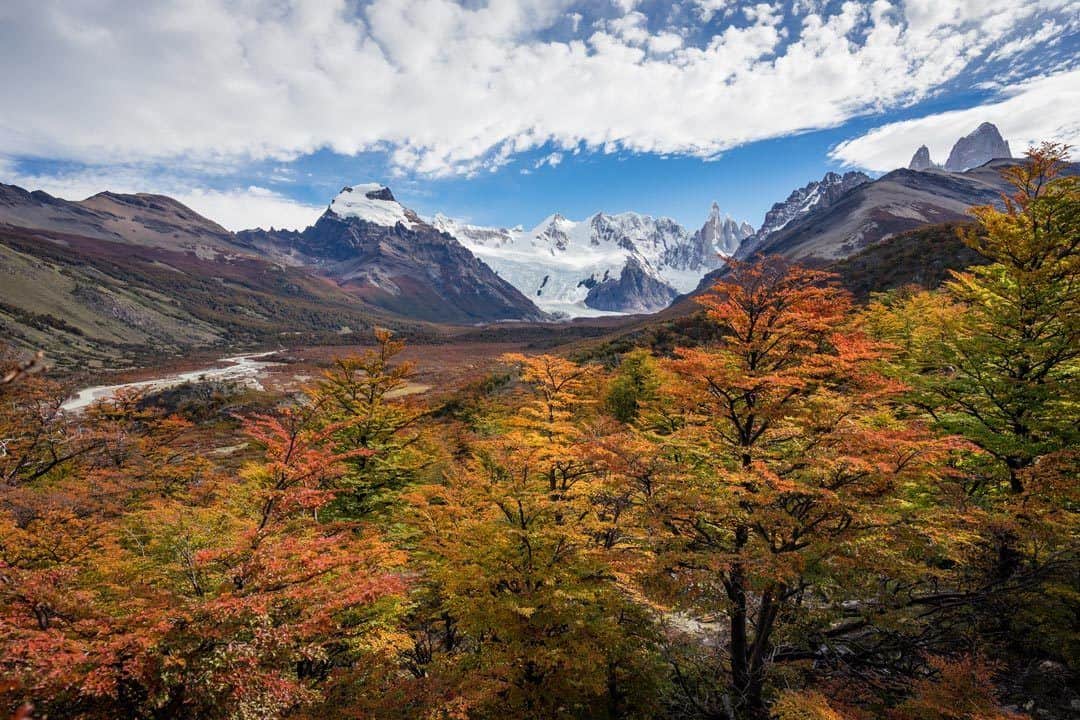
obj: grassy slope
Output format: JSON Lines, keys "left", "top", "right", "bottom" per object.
{"left": 828, "top": 222, "right": 987, "bottom": 299}
{"left": 0, "top": 226, "right": 430, "bottom": 370}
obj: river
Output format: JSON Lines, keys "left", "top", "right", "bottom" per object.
{"left": 61, "top": 352, "right": 280, "bottom": 413}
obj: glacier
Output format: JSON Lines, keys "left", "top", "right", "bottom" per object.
{"left": 433, "top": 206, "right": 752, "bottom": 317}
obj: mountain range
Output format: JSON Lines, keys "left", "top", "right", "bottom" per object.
{"left": 735, "top": 170, "right": 871, "bottom": 259}
{"left": 1, "top": 120, "right": 1067, "bottom": 368}
{"left": 433, "top": 205, "right": 753, "bottom": 316}
{"left": 735, "top": 160, "right": 1021, "bottom": 262}
{"left": 0, "top": 183, "right": 405, "bottom": 369}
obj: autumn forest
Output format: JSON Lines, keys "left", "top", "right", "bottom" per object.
{"left": 1, "top": 145, "right": 1077, "bottom": 719}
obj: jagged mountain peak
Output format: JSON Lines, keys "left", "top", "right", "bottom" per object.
{"left": 944, "top": 122, "right": 1012, "bottom": 172}
{"left": 435, "top": 204, "right": 752, "bottom": 316}
{"left": 539, "top": 211, "right": 569, "bottom": 226}
{"left": 693, "top": 203, "right": 754, "bottom": 260}
{"left": 704, "top": 201, "right": 754, "bottom": 232}
{"left": 909, "top": 145, "right": 935, "bottom": 171}
{"left": 905, "top": 122, "right": 1011, "bottom": 174}
{"left": 705, "top": 202, "right": 728, "bottom": 222}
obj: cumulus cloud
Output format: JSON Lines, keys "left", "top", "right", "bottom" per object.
{"left": 2, "top": 162, "right": 322, "bottom": 230}
{"left": 830, "top": 68, "right": 1080, "bottom": 172}
{"left": 0, "top": 0, "right": 1075, "bottom": 178}
{"left": 693, "top": 0, "right": 736, "bottom": 23}
{"left": 175, "top": 187, "right": 323, "bottom": 231}
{"left": 648, "top": 31, "right": 684, "bottom": 54}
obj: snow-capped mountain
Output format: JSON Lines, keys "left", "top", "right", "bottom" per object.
{"left": 737, "top": 171, "right": 870, "bottom": 259}
{"left": 433, "top": 206, "right": 753, "bottom": 316}
{"left": 239, "top": 184, "right": 546, "bottom": 323}
{"left": 329, "top": 183, "right": 418, "bottom": 229}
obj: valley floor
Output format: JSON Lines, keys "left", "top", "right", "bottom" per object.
{"left": 58, "top": 340, "right": 544, "bottom": 410}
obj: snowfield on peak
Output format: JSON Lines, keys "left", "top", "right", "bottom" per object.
{"left": 329, "top": 184, "right": 417, "bottom": 229}
{"left": 433, "top": 214, "right": 633, "bottom": 317}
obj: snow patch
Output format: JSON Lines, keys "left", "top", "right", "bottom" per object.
{"left": 329, "top": 184, "right": 416, "bottom": 229}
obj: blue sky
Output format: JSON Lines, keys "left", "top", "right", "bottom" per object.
{"left": 1, "top": 0, "right": 1077, "bottom": 232}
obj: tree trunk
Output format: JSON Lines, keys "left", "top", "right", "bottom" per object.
{"left": 725, "top": 524, "right": 768, "bottom": 718}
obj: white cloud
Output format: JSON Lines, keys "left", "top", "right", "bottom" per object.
{"left": 693, "top": 0, "right": 736, "bottom": 22}
{"left": 1, "top": 162, "right": 322, "bottom": 230}
{"left": 648, "top": 31, "right": 684, "bottom": 54}
{"left": 175, "top": 187, "right": 323, "bottom": 231}
{"left": 535, "top": 152, "right": 564, "bottom": 168}
{"left": 607, "top": 11, "right": 650, "bottom": 45}
{"left": 0, "top": 0, "right": 1074, "bottom": 177}
{"left": 830, "top": 68, "right": 1080, "bottom": 172}
{"left": 986, "top": 18, "right": 1068, "bottom": 62}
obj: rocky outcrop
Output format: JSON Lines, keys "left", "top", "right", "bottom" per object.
{"left": 583, "top": 257, "right": 678, "bottom": 313}
{"left": 944, "top": 122, "right": 1011, "bottom": 172}
{"left": 909, "top": 145, "right": 936, "bottom": 171}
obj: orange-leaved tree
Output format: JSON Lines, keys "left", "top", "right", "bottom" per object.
{"left": 643, "top": 257, "right": 945, "bottom": 718}
{"left": 406, "top": 353, "right": 663, "bottom": 719}
{"left": 1, "top": 382, "right": 407, "bottom": 719}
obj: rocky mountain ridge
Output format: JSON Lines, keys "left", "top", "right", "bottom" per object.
{"left": 736, "top": 171, "right": 871, "bottom": 259}
{"left": 0, "top": 182, "right": 251, "bottom": 255}
{"left": 0, "top": 180, "right": 549, "bottom": 372}
{"left": 0, "top": 185, "right": 422, "bottom": 368}
{"left": 735, "top": 159, "right": 1070, "bottom": 263}
{"left": 907, "top": 122, "right": 1012, "bottom": 173}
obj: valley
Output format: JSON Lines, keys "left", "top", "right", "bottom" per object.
{"left": 2, "top": 122, "right": 1055, "bottom": 376}
{"left": 3, "top": 114, "right": 1079, "bottom": 720}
